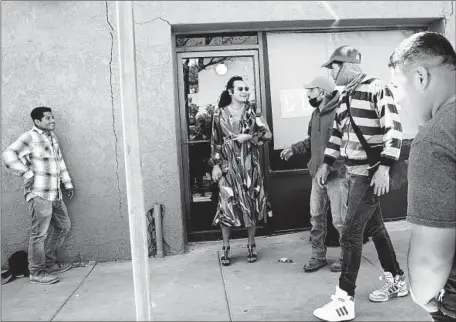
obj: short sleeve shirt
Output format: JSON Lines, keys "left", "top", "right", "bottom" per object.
{"left": 407, "top": 100, "right": 456, "bottom": 228}
{"left": 407, "top": 98, "right": 456, "bottom": 319}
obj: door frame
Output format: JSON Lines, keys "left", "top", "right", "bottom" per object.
{"left": 176, "top": 50, "right": 263, "bottom": 240}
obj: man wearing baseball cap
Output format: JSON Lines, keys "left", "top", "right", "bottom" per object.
{"left": 281, "top": 76, "right": 348, "bottom": 273}
{"left": 313, "top": 45, "right": 407, "bottom": 321}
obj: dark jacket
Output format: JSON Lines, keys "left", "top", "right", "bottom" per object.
{"left": 291, "top": 90, "right": 345, "bottom": 178}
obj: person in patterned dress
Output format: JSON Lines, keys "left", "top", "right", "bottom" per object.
{"left": 210, "top": 76, "right": 272, "bottom": 266}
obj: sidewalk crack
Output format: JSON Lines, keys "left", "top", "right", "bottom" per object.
{"left": 362, "top": 254, "right": 382, "bottom": 272}
{"left": 217, "top": 250, "right": 233, "bottom": 322}
{"left": 50, "top": 262, "right": 98, "bottom": 321}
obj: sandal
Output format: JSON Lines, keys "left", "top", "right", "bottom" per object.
{"left": 221, "top": 246, "right": 230, "bottom": 266}
{"left": 247, "top": 243, "right": 257, "bottom": 263}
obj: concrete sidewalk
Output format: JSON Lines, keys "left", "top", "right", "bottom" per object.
{"left": 1, "top": 221, "right": 431, "bottom": 321}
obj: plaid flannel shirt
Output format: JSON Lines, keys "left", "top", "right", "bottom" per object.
{"left": 2, "top": 126, "right": 73, "bottom": 201}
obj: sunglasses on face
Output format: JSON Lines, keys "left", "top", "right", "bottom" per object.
{"left": 235, "top": 86, "right": 250, "bottom": 92}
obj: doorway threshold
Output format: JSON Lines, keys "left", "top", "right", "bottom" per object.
{"left": 186, "top": 219, "right": 409, "bottom": 255}
{"left": 186, "top": 228, "right": 310, "bottom": 255}
{"left": 187, "top": 226, "right": 268, "bottom": 242}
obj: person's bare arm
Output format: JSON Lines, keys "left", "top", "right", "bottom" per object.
{"left": 408, "top": 224, "right": 456, "bottom": 311}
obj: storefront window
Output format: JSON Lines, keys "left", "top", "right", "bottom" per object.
{"left": 265, "top": 29, "right": 422, "bottom": 171}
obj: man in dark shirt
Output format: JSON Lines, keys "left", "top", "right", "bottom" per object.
{"left": 389, "top": 32, "right": 456, "bottom": 322}
{"left": 281, "top": 76, "right": 347, "bottom": 273}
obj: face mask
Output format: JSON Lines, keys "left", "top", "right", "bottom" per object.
{"left": 308, "top": 97, "right": 321, "bottom": 108}
{"left": 335, "top": 62, "right": 364, "bottom": 86}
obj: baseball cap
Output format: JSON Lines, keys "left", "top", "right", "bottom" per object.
{"left": 321, "top": 45, "right": 362, "bottom": 68}
{"left": 303, "top": 76, "right": 336, "bottom": 93}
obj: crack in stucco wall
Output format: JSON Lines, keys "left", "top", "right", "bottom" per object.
{"left": 105, "top": 1, "right": 123, "bottom": 220}
{"left": 134, "top": 16, "right": 171, "bottom": 26}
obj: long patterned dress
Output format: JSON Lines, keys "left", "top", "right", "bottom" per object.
{"left": 209, "top": 103, "right": 272, "bottom": 228}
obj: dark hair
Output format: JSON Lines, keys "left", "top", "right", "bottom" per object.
{"left": 388, "top": 32, "right": 456, "bottom": 70}
{"left": 30, "top": 106, "right": 52, "bottom": 123}
{"left": 218, "top": 76, "right": 244, "bottom": 108}
{"left": 329, "top": 61, "right": 343, "bottom": 69}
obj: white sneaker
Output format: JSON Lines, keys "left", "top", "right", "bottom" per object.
{"left": 369, "top": 271, "right": 408, "bottom": 302}
{"left": 313, "top": 286, "right": 355, "bottom": 322}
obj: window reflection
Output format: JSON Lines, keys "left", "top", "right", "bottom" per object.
{"left": 182, "top": 57, "right": 256, "bottom": 142}
{"left": 181, "top": 56, "right": 256, "bottom": 203}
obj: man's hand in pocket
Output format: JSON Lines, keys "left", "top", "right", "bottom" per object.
{"left": 22, "top": 176, "right": 34, "bottom": 190}
{"left": 65, "top": 188, "right": 74, "bottom": 199}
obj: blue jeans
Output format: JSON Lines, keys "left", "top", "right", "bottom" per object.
{"left": 339, "top": 174, "right": 403, "bottom": 296}
{"left": 28, "top": 196, "right": 71, "bottom": 274}
{"left": 310, "top": 173, "right": 349, "bottom": 260}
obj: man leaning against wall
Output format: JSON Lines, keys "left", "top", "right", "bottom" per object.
{"left": 2, "top": 107, "right": 75, "bottom": 285}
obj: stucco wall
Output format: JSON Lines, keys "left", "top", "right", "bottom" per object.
{"left": 1, "top": 1, "right": 187, "bottom": 268}
{"left": 443, "top": 2, "right": 456, "bottom": 48}
{"left": 133, "top": 14, "right": 186, "bottom": 256}
{"left": 133, "top": 1, "right": 454, "bottom": 46}
{"left": 1, "top": 1, "right": 132, "bottom": 267}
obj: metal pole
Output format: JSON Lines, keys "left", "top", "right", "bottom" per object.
{"left": 154, "top": 204, "right": 164, "bottom": 258}
{"left": 115, "top": 2, "right": 153, "bottom": 320}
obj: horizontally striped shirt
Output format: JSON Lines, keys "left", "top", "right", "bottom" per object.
{"left": 323, "top": 76, "right": 403, "bottom": 176}
{"left": 2, "top": 126, "right": 73, "bottom": 201}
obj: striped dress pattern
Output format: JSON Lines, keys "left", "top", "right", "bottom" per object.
{"left": 210, "top": 103, "right": 272, "bottom": 228}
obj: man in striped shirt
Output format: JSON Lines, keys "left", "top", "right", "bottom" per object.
{"left": 313, "top": 46, "right": 407, "bottom": 322}
{"left": 2, "top": 107, "right": 74, "bottom": 285}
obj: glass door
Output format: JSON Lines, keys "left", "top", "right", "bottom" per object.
{"left": 177, "top": 50, "right": 263, "bottom": 241}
